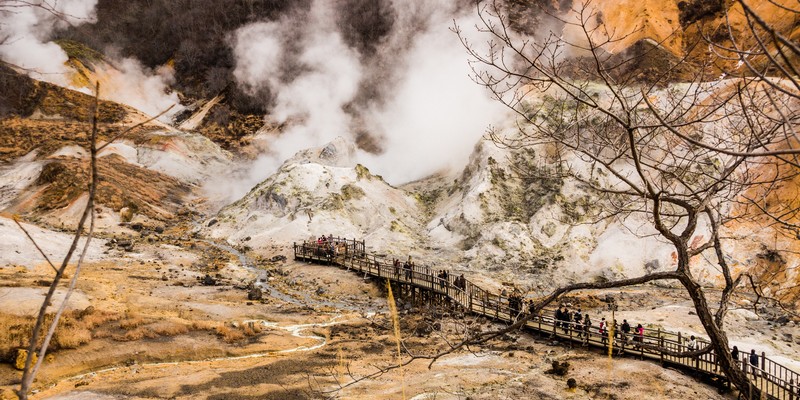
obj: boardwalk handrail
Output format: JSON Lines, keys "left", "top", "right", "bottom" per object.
{"left": 293, "top": 240, "right": 800, "bottom": 399}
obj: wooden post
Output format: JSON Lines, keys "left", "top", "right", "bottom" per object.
{"left": 659, "top": 332, "right": 664, "bottom": 365}
{"left": 568, "top": 323, "right": 573, "bottom": 348}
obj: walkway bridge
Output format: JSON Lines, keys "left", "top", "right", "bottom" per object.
{"left": 294, "top": 238, "right": 799, "bottom": 399}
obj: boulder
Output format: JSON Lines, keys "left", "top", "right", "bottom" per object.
{"left": 567, "top": 378, "right": 577, "bottom": 389}
{"left": 14, "top": 348, "right": 36, "bottom": 371}
{"left": 119, "top": 207, "right": 133, "bottom": 223}
{"left": 201, "top": 274, "right": 216, "bottom": 286}
{"left": 546, "top": 360, "right": 570, "bottom": 376}
{"left": 248, "top": 287, "right": 263, "bottom": 301}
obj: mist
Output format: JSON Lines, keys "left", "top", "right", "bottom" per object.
{"left": 226, "top": 0, "right": 504, "bottom": 199}
{"left": 0, "top": 0, "right": 181, "bottom": 120}
{"left": 0, "top": 0, "right": 98, "bottom": 86}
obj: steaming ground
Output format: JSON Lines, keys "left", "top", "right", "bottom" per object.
{"left": 223, "top": 0, "right": 505, "bottom": 203}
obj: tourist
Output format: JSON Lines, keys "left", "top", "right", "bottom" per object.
{"left": 731, "top": 346, "right": 739, "bottom": 367}
{"left": 634, "top": 324, "right": 644, "bottom": 348}
{"left": 574, "top": 309, "right": 583, "bottom": 336}
{"left": 583, "top": 314, "right": 592, "bottom": 345}
{"left": 599, "top": 317, "right": 608, "bottom": 345}
{"left": 687, "top": 335, "right": 697, "bottom": 351}
{"left": 554, "top": 307, "right": 563, "bottom": 333}
{"left": 749, "top": 349, "right": 759, "bottom": 378}
{"left": 621, "top": 319, "right": 631, "bottom": 345}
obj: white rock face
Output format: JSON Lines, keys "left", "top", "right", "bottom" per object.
{"left": 0, "top": 215, "right": 106, "bottom": 268}
{"left": 421, "top": 138, "right": 723, "bottom": 289}
{"left": 134, "top": 131, "right": 233, "bottom": 184}
{"left": 0, "top": 151, "right": 45, "bottom": 210}
{"left": 205, "top": 138, "right": 425, "bottom": 255}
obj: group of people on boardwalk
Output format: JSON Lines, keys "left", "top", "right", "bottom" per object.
{"left": 550, "top": 307, "right": 646, "bottom": 351}
{"left": 311, "top": 234, "right": 336, "bottom": 257}
{"left": 731, "top": 345, "right": 766, "bottom": 380}
{"left": 392, "top": 257, "right": 416, "bottom": 281}
{"left": 389, "top": 257, "right": 468, "bottom": 292}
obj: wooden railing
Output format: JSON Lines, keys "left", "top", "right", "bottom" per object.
{"left": 293, "top": 241, "right": 800, "bottom": 399}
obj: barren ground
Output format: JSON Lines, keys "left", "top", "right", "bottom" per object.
{"left": 0, "top": 230, "right": 797, "bottom": 400}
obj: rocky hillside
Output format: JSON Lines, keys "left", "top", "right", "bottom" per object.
{"left": 0, "top": 0, "right": 795, "bottom": 299}
{"left": 205, "top": 137, "right": 427, "bottom": 257}
{"left": 0, "top": 67, "right": 232, "bottom": 231}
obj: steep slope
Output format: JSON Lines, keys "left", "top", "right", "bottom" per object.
{"left": 0, "top": 69, "right": 233, "bottom": 230}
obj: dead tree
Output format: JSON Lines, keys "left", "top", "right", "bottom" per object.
{"left": 451, "top": 0, "right": 800, "bottom": 396}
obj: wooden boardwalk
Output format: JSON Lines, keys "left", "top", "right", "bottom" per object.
{"left": 294, "top": 239, "right": 800, "bottom": 399}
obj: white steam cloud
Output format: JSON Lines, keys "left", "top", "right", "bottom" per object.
{"left": 227, "top": 0, "right": 503, "bottom": 199}
{"left": 0, "top": 0, "right": 98, "bottom": 85}
{"left": 91, "top": 57, "right": 182, "bottom": 119}
{"left": 233, "top": 2, "right": 362, "bottom": 177}
{"left": 0, "top": 0, "right": 181, "bottom": 120}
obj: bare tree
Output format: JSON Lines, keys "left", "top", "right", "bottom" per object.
{"left": 448, "top": 0, "right": 800, "bottom": 396}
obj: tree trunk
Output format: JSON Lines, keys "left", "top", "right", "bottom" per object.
{"left": 681, "top": 276, "right": 758, "bottom": 397}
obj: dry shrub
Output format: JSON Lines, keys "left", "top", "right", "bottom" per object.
{"left": 0, "top": 313, "right": 34, "bottom": 361}
{"left": 79, "top": 307, "right": 121, "bottom": 328}
{"left": 53, "top": 326, "right": 92, "bottom": 349}
{"left": 118, "top": 314, "right": 148, "bottom": 330}
{"left": 215, "top": 325, "right": 245, "bottom": 343}
{"left": 0, "top": 308, "right": 123, "bottom": 360}
{"left": 112, "top": 320, "right": 189, "bottom": 342}
{"left": 190, "top": 320, "right": 219, "bottom": 331}
{"left": 148, "top": 321, "right": 189, "bottom": 336}
{"left": 241, "top": 322, "right": 263, "bottom": 337}
{"left": 114, "top": 327, "right": 156, "bottom": 342}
